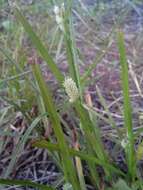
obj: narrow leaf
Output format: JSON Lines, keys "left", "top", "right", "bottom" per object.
{"left": 0, "top": 178, "right": 55, "bottom": 190}
{"left": 14, "top": 7, "right": 64, "bottom": 83}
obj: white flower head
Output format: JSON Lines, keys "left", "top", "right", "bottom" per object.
{"left": 63, "top": 77, "right": 79, "bottom": 103}
{"left": 121, "top": 138, "right": 129, "bottom": 149}
{"left": 53, "top": 3, "right": 65, "bottom": 32}
{"left": 63, "top": 183, "right": 73, "bottom": 190}
{"left": 61, "top": 3, "right": 65, "bottom": 13}
{"left": 54, "top": 6, "right": 60, "bottom": 15}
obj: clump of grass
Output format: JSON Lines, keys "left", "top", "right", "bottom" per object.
{"left": 1, "top": 1, "right": 143, "bottom": 190}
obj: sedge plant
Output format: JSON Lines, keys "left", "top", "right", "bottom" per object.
{"left": 0, "top": 2, "right": 142, "bottom": 190}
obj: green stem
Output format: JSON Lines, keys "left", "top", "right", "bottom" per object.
{"left": 32, "top": 63, "right": 80, "bottom": 190}
{"left": 117, "top": 30, "right": 136, "bottom": 181}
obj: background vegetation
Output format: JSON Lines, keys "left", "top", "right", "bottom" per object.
{"left": 0, "top": 0, "right": 143, "bottom": 189}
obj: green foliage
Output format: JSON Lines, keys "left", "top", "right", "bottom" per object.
{"left": 117, "top": 31, "right": 136, "bottom": 180}
{"left": 107, "top": 179, "right": 133, "bottom": 190}
{"left": 1, "top": 1, "right": 143, "bottom": 190}
{"left": 0, "top": 178, "right": 55, "bottom": 190}
{"left": 14, "top": 7, "right": 64, "bottom": 84}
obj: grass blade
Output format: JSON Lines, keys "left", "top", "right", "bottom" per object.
{"left": 14, "top": 7, "right": 64, "bottom": 84}
{"left": 96, "top": 85, "right": 117, "bottom": 129}
{"left": 33, "top": 140, "right": 125, "bottom": 177}
{"left": 32, "top": 63, "right": 80, "bottom": 190}
{"left": 0, "top": 178, "right": 55, "bottom": 190}
{"left": 3, "top": 113, "right": 47, "bottom": 178}
{"left": 117, "top": 30, "right": 136, "bottom": 180}
{"left": 63, "top": 1, "right": 82, "bottom": 98}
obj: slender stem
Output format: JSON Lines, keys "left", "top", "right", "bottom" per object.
{"left": 117, "top": 30, "right": 136, "bottom": 181}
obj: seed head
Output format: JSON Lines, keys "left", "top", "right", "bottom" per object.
{"left": 121, "top": 138, "right": 129, "bottom": 149}
{"left": 63, "top": 77, "right": 79, "bottom": 103}
{"left": 54, "top": 6, "right": 60, "bottom": 15}
{"left": 63, "top": 183, "right": 73, "bottom": 190}
{"left": 53, "top": 3, "right": 65, "bottom": 32}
